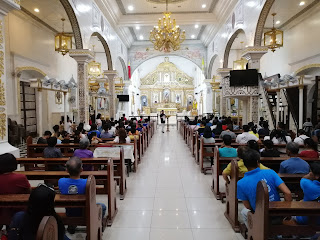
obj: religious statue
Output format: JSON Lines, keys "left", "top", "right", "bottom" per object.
{"left": 192, "top": 99, "right": 198, "bottom": 110}
{"left": 163, "top": 89, "right": 170, "bottom": 103}
{"left": 141, "top": 95, "right": 148, "bottom": 107}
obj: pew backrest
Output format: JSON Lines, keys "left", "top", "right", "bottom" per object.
{"left": 36, "top": 216, "right": 58, "bottom": 240}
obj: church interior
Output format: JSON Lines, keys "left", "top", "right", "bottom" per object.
{"left": 1, "top": 0, "right": 320, "bottom": 239}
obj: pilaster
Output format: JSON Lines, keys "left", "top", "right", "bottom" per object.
{"left": 241, "top": 46, "right": 268, "bottom": 70}
{"left": 69, "top": 49, "right": 94, "bottom": 124}
{"left": 0, "top": 0, "right": 20, "bottom": 157}
{"left": 104, "top": 70, "right": 117, "bottom": 119}
{"left": 217, "top": 68, "right": 231, "bottom": 116}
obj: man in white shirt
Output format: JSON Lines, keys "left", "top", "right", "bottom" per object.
{"left": 294, "top": 129, "right": 309, "bottom": 145}
{"left": 236, "top": 125, "right": 259, "bottom": 144}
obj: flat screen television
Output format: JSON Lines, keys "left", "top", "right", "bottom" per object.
{"left": 117, "top": 95, "right": 129, "bottom": 102}
{"left": 230, "top": 69, "right": 259, "bottom": 87}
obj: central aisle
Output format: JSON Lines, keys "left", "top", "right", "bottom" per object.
{"left": 106, "top": 127, "right": 244, "bottom": 240}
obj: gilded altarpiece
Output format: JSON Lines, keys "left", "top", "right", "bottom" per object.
{"left": 139, "top": 58, "right": 194, "bottom": 113}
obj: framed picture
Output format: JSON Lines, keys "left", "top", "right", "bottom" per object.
{"left": 55, "top": 92, "right": 62, "bottom": 104}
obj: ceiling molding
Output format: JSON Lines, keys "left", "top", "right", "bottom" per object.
{"left": 20, "top": 6, "right": 58, "bottom": 33}
{"left": 126, "top": 11, "right": 212, "bottom": 15}
{"left": 279, "top": 0, "right": 320, "bottom": 29}
{"left": 209, "top": 0, "right": 219, "bottom": 13}
{"left": 197, "top": 25, "right": 206, "bottom": 40}
{"left": 115, "top": 0, "right": 126, "bottom": 15}
{"left": 129, "top": 27, "right": 138, "bottom": 41}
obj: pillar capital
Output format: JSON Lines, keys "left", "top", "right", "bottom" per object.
{"left": 0, "top": 0, "right": 20, "bottom": 16}
{"left": 103, "top": 70, "right": 118, "bottom": 80}
{"left": 241, "top": 46, "right": 268, "bottom": 61}
{"left": 217, "top": 68, "right": 232, "bottom": 78}
{"left": 69, "top": 49, "right": 94, "bottom": 63}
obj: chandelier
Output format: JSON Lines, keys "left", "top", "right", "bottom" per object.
{"left": 149, "top": 0, "right": 186, "bottom": 52}
{"left": 88, "top": 45, "right": 102, "bottom": 79}
{"left": 233, "top": 42, "right": 247, "bottom": 70}
{"left": 264, "top": 13, "right": 283, "bottom": 52}
{"left": 55, "top": 18, "right": 72, "bottom": 56}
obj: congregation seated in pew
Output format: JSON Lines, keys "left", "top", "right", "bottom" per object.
{"left": 100, "top": 124, "right": 114, "bottom": 138}
{"left": 58, "top": 157, "right": 106, "bottom": 235}
{"left": 44, "top": 137, "right": 65, "bottom": 171}
{"left": 8, "top": 184, "right": 69, "bottom": 240}
{"left": 112, "top": 128, "right": 131, "bottom": 143}
{"left": 37, "top": 131, "right": 52, "bottom": 144}
{"left": 294, "top": 129, "right": 310, "bottom": 145}
{"left": 219, "top": 126, "right": 236, "bottom": 139}
{"left": 74, "top": 138, "right": 94, "bottom": 171}
{"left": 279, "top": 142, "right": 310, "bottom": 174}
{"left": 237, "top": 149, "right": 292, "bottom": 227}
{"left": 236, "top": 125, "right": 259, "bottom": 144}
{"left": 218, "top": 135, "right": 237, "bottom": 157}
{"left": 260, "top": 140, "right": 281, "bottom": 157}
{"left": 299, "top": 137, "right": 319, "bottom": 158}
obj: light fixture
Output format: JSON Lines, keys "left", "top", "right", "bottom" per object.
{"left": 128, "top": 5, "right": 134, "bottom": 11}
{"left": 195, "top": 24, "right": 199, "bottom": 29}
{"left": 149, "top": 0, "right": 186, "bottom": 52}
{"left": 299, "top": 1, "right": 305, "bottom": 6}
{"left": 202, "top": 4, "right": 206, "bottom": 8}
{"left": 191, "top": 35, "right": 195, "bottom": 39}
{"left": 276, "top": 20, "right": 280, "bottom": 24}
{"left": 233, "top": 41, "right": 248, "bottom": 70}
{"left": 136, "top": 26, "right": 140, "bottom": 30}
{"left": 139, "top": 35, "right": 144, "bottom": 40}
{"left": 87, "top": 45, "right": 102, "bottom": 78}
{"left": 55, "top": 18, "right": 72, "bottom": 56}
{"left": 264, "top": 13, "right": 283, "bottom": 52}
{"left": 34, "top": 8, "right": 40, "bottom": 13}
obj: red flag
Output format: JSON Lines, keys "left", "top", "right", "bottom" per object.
{"left": 128, "top": 60, "right": 131, "bottom": 79}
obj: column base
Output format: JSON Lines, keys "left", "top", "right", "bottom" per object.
{"left": 0, "top": 141, "right": 20, "bottom": 158}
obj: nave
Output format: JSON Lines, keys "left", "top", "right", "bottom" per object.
{"left": 104, "top": 127, "right": 244, "bottom": 240}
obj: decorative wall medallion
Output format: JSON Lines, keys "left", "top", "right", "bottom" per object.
{"left": 0, "top": 113, "right": 6, "bottom": 139}
{"left": 55, "top": 92, "right": 63, "bottom": 104}
{"left": 0, "top": 107, "right": 4, "bottom": 112}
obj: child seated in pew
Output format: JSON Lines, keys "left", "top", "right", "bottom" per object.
{"left": 283, "top": 162, "right": 320, "bottom": 227}
{"left": 299, "top": 138, "right": 319, "bottom": 159}
{"left": 0, "top": 154, "right": 31, "bottom": 230}
{"left": 58, "top": 157, "right": 106, "bottom": 235}
{"left": 8, "top": 184, "right": 69, "bottom": 240}
{"left": 90, "top": 132, "right": 102, "bottom": 145}
{"left": 260, "top": 140, "right": 281, "bottom": 157}
{"left": 279, "top": 142, "right": 310, "bottom": 174}
{"left": 218, "top": 135, "right": 237, "bottom": 157}
{"left": 222, "top": 146, "right": 269, "bottom": 184}
{"left": 237, "top": 149, "right": 292, "bottom": 227}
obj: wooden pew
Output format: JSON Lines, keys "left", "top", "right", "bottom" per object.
{"left": 15, "top": 161, "right": 117, "bottom": 226}
{"left": 195, "top": 131, "right": 200, "bottom": 164}
{"left": 16, "top": 155, "right": 127, "bottom": 200}
{"left": 36, "top": 216, "right": 58, "bottom": 240}
{"left": 0, "top": 175, "right": 103, "bottom": 239}
{"left": 247, "top": 180, "right": 320, "bottom": 240}
{"left": 199, "top": 138, "right": 215, "bottom": 174}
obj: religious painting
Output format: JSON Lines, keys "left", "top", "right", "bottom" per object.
{"left": 163, "top": 89, "right": 170, "bottom": 103}
{"left": 55, "top": 92, "right": 62, "bottom": 105}
{"left": 176, "top": 94, "right": 181, "bottom": 103}
{"left": 97, "top": 98, "right": 105, "bottom": 110}
{"left": 153, "top": 93, "right": 159, "bottom": 103}
{"left": 141, "top": 95, "right": 148, "bottom": 107}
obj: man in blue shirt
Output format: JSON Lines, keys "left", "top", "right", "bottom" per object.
{"left": 279, "top": 142, "right": 310, "bottom": 174}
{"left": 58, "top": 157, "right": 106, "bottom": 234}
{"left": 219, "top": 135, "right": 237, "bottom": 157}
{"left": 237, "top": 149, "right": 292, "bottom": 227}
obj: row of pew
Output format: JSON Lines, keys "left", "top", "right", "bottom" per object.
{"left": 179, "top": 120, "right": 320, "bottom": 239}
{"left": 0, "top": 121, "right": 156, "bottom": 239}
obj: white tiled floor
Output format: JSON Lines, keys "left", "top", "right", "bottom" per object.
{"left": 103, "top": 126, "right": 245, "bottom": 240}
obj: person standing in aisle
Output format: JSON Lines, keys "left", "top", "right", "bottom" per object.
{"left": 160, "top": 110, "right": 166, "bottom": 133}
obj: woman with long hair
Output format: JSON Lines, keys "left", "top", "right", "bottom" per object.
{"left": 112, "top": 128, "right": 130, "bottom": 143}
{"left": 267, "top": 129, "right": 292, "bottom": 144}
{"left": 8, "top": 185, "right": 68, "bottom": 240}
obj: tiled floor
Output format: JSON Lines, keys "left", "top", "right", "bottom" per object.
{"left": 103, "top": 126, "right": 245, "bottom": 240}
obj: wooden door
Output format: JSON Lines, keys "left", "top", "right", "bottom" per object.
{"left": 20, "top": 81, "right": 37, "bottom": 136}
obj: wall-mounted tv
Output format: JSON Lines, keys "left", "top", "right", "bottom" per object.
{"left": 117, "top": 95, "right": 129, "bottom": 102}
{"left": 230, "top": 69, "right": 259, "bottom": 87}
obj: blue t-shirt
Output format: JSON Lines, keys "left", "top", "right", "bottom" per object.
{"left": 219, "top": 147, "right": 237, "bottom": 157}
{"left": 88, "top": 130, "right": 100, "bottom": 138}
{"left": 58, "top": 178, "right": 87, "bottom": 216}
{"left": 237, "top": 168, "right": 284, "bottom": 211}
{"left": 296, "top": 178, "right": 320, "bottom": 225}
{"left": 279, "top": 157, "right": 310, "bottom": 174}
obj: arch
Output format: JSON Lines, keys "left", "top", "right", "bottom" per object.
{"left": 207, "top": 54, "right": 218, "bottom": 79}
{"left": 223, "top": 29, "right": 245, "bottom": 68}
{"left": 59, "top": 0, "right": 83, "bottom": 49}
{"left": 118, "top": 57, "right": 128, "bottom": 80}
{"left": 91, "top": 32, "right": 113, "bottom": 70}
{"left": 295, "top": 64, "right": 320, "bottom": 75}
{"left": 253, "top": 0, "right": 275, "bottom": 46}
{"left": 16, "top": 66, "right": 47, "bottom": 77}
{"left": 133, "top": 54, "right": 202, "bottom": 74}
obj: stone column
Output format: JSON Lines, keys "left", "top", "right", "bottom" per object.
{"left": 0, "top": 0, "right": 20, "bottom": 157}
{"left": 217, "top": 68, "right": 232, "bottom": 116}
{"left": 249, "top": 96, "right": 259, "bottom": 124}
{"left": 299, "top": 86, "right": 304, "bottom": 129}
{"left": 104, "top": 70, "right": 117, "bottom": 119}
{"left": 276, "top": 90, "right": 280, "bottom": 126}
{"left": 69, "top": 50, "right": 94, "bottom": 124}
